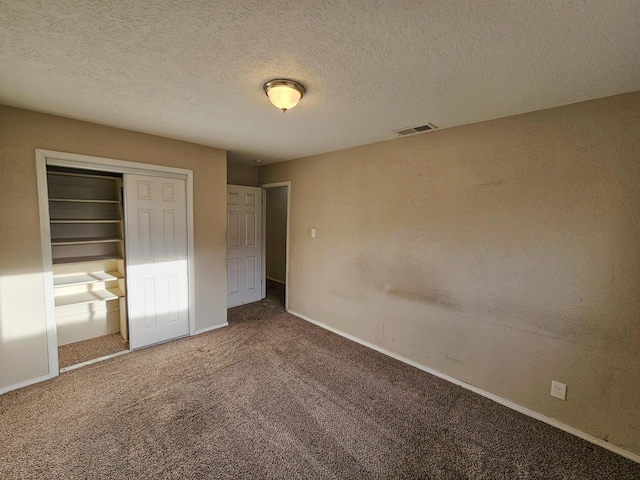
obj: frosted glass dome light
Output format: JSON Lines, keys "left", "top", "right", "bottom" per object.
{"left": 263, "top": 79, "right": 306, "bottom": 112}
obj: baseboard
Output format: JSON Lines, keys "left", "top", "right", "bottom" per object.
{"left": 266, "top": 276, "right": 286, "bottom": 285}
{"left": 287, "top": 309, "right": 640, "bottom": 465}
{"left": 0, "top": 374, "right": 52, "bottom": 396}
{"left": 194, "top": 322, "right": 229, "bottom": 335}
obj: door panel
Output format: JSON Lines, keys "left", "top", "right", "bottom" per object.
{"left": 125, "top": 174, "right": 189, "bottom": 349}
{"left": 227, "top": 185, "right": 262, "bottom": 308}
{"left": 246, "top": 256, "right": 257, "bottom": 290}
{"left": 163, "top": 211, "right": 176, "bottom": 258}
{"left": 228, "top": 212, "right": 240, "bottom": 248}
{"left": 228, "top": 259, "right": 240, "bottom": 294}
{"left": 246, "top": 211, "right": 257, "bottom": 246}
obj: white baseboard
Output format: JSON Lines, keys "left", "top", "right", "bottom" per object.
{"left": 266, "top": 276, "right": 286, "bottom": 285}
{"left": 287, "top": 309, "right": 640, "bottom": 465}
{"left": 0, "top": 374, "right": 52, "bottom": 396}
{"left": 194, "top": 322, "right": 229, "bottom": 335}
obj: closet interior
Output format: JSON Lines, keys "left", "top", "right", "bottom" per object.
{"left": 47, "top": 166, "right": 129, "bottom": 368}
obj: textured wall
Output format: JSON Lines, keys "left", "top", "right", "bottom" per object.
{"left": 0, "top": 105, "right": 228, "bottom": 390}
{"left": 265, "top": 186, "right": 288, "bottom": 283}
{"left": 227, "top": 161, "right": 259, "bottom": 187}
{"left": 259, "top": 91, "right": 640, "bottom": 456}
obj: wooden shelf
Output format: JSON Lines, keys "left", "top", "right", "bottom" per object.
{"left": 50, "top": 219, "right": 121, "bottom": 224}
{"left": 49, "top": 198, "right": 120, "bottom": 204}
{"left": 55, "top": 288, "right": 125, "bottom": 308}
{"left": 51, "top": 237, "right": 122, "bottom": 245}
{"left": 53, "top": 254, "right": 123, "bottom": 265}
{"left": 48, "top": 171, "right": 120, "bottom": 181}
{"left": 54, "top": 271, "right": 124, "bottom": 287}
{"left": 48, "top": 168, "right": 128, "bottom": 345}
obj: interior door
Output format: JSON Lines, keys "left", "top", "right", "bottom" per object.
{"left": 227, "top": 185, "right": 262, "bottom": 308}
{"left": 125, "top": 174, "right": 189, "bottom": 349}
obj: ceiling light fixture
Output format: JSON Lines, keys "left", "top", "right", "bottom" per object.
{"left": 263, "top": 79, "right": 306, "bottom": 112}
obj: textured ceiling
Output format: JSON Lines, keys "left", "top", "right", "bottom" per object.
{"left": 1, "top": 1, "right": 639, "bottom": 164}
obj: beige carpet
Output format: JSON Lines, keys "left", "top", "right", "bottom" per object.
{"left": 1, "top": 302, "right": 639, "bottom": 479}
{"left": 58, "top": 333, "right": 129, "bottom": 369}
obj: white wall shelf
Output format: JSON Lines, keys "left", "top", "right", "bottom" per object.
{"left": 54, "top": 271, "right": 123, "bottom": 287}
{"left": 49, "top": 198, "right": 120, "bottom": 204}
{"left": 54, "top": 288, "right": 124, "bottom": 308}
{"left": 50, "top": 219, "right": 122, "bottom": 224}
{"left": 51, "top": 237, "right": 122, "bottom": 246}
{"left": 47, "top": 168, "right": 129, "bottom": 346}
{"left": 53, "top": 254, "right": 124, "bottom": 265}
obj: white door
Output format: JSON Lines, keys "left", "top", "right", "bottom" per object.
{"left": 227, "top": 185, "right": 262, "bottom": 308}
{"left": 125, "top": 174, "right": 189, "bottom": 349}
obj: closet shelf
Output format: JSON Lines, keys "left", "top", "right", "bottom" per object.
{"left": 48, "top": 168, "right": 129, "bottom": 346}
{"left": 49, "top": 198, "right": 120, "bottom": 204}
{"left": 48, "top": 171, "right": 120, "bottom": 181}
{"left": 53, "top": 254, "right": 124, "bottom": 265}
{"left": 54, "top": 271, "right": 124, "bottom": 287}
{"left": 51, "top": 237, "right": 122, "bottom": 245}
{"left": 50, "top": 219, "right": 121, "bottom": 224}
{"left": 54, "top": 288, "right": 125, "bottom": 308}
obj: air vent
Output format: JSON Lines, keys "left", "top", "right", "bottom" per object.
{"left": 394, "top": 123, "right": 438, "bottom": 136}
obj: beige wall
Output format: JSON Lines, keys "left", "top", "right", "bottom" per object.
{"left": 0, "top": 105, "right": 228, "bottom": 390}
{"left": 259, "top": 91, "right": 640, "bottom": 456}
{"left": 227, "top": 161, "right": 259, "bottom": 186}
{"left": 265, "top": 186, "right": 288, "bottom": 283}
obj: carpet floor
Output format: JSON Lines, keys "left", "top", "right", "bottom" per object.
{"left": 1, "top": 298, "right": 638, "bottom": 478}
{"left": 58, "top": 332, "right": 129, "bottom": 369}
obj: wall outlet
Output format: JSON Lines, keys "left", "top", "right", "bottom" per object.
{"left": 551, "top": 380, "right": 567, "bottom": 400}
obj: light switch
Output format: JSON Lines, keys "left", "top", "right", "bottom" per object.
{"left": 311, "top": 228, "right": 316, "bottom": 238}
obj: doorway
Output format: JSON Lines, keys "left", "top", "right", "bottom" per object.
{"left": 36, "top": 149, "right": 196, "bottom": 377}
{"left": 226, "top": 185, "right": 263, "bottom": 308}
{"left": 45, "top": 165, "right": 129, "bottom": 370}
{"left": 261, "top": 182, "right": 290, "bottom": 311}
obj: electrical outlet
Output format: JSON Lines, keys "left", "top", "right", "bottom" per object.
{"left": 551, "top": 380, "right": 567, "bottom": 400}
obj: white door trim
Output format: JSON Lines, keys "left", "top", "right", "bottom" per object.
{"left": 35, "top": 149, "right": 197, "bottom": 379}
{"left": 259, "top": 181, "right": 291, "bottom": 311}
{"left": 35, "top": 155, "right": 59, "bottom": 376}
{"left": 37, "top": 149, "right": 191, "bottom": 177}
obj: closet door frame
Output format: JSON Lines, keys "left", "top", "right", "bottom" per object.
{"left": 36, "top": 149, "right": 196, "bottom": 378}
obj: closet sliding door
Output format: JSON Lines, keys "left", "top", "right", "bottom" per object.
{"left": 124, "top": 174, "right": 189, "bottom": 349}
